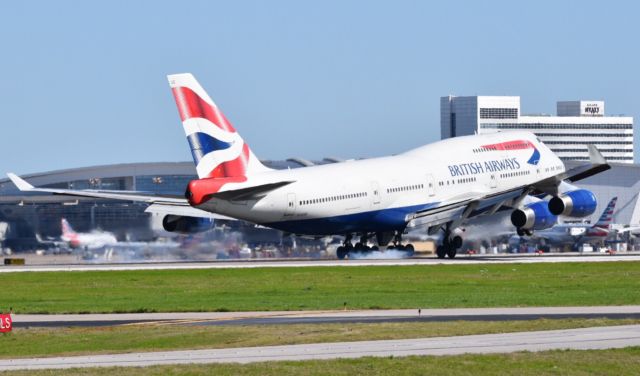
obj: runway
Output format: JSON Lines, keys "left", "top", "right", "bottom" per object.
{"left": 2, "top": 324, "right": 639, "bottom": 370}
{"left": 13, "top": 306, "right": 640, "bottom": 328}
{"left": 1, "top": 252, "right": 640, "bottom": 273}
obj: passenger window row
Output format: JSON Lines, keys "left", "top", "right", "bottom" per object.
{"left": 438, "top": 176, "right": 477, "bottom": 187}
{"left": 456, "top": 176, "right": 477, "bottom": 184}
{"left": 473, "top": 147, "right": 493, "bottom": 153}
{"left": 300, "top": 192, "right": 367, "bottom": 206}
{"left": 500, "top": 170, "right": 530, "bottom": 178}
{"left": 386, "top": 184, "right": 424, "bottom": 194}
{"left": 545, "top": 165, "right": 563, "bottom": 173}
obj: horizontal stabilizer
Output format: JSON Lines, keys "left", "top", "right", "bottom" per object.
{"left": 212, "top": 181, "right": 295, "bottom": 201}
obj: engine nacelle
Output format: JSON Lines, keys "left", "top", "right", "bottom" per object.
{"left": 511, "top": 201, "right": 557, "bottom": 231}
{"left": 162, "top": 215, "right": 214, "bottom": 234}
{"left": 548, "top": 189, "right": 597, "bottom": 218}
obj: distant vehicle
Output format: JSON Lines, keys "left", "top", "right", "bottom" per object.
{"left": 8, "top": 74, "right": 610, "bottom": 259}
{"left": 60, "top": 218, "right": 118, "bottom": 250}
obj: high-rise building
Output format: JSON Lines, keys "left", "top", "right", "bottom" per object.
{"left": 441, "top": 96, "right": 634, "bottom": 163}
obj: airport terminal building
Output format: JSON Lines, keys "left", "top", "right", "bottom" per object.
{"left": 441, "top": 96, "right": 634, "bottom": 163}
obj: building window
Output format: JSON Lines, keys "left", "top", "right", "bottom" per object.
{"left": 479, "top": 108, "right": 518, "bottom": 119}
{"left": 450, "top": 113, "right": 456, "bottom": 137}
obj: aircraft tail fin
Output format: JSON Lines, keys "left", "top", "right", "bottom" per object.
{"left": 61, "top": 218, "right": 76, "bottom": 237}
{"left": 593, "top": 196, "right": 617, "bottom": 229}
{"left": 167, "top": 73, "right": 272, "bottom": 179}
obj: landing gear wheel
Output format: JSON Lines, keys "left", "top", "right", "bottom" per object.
{"left": 337, "top": 246, "right": 347, "bottom": 260}
{"left": 436, "top": 245, "right": 446, "bottom": 259}
{"left": 446, "top": 246, "right": 457, "bottom": 259}
{"left": 517, "top": 228, "right": 533, "bottom": 237}
{"left": 404, "top": 244, "right": 415, "bottom": 257}
{"left": 451, "top": 236, "right": 463, "bottom": 249}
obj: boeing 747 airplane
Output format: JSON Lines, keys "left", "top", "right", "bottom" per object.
{"left": 8, "top": 73, "right": 610, "bottom": 259}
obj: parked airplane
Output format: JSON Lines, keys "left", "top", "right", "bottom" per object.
{"left": 527, "top": 197, "right": 640, "bottom": 247}
{"left": 7, "top": 73, "right": 611, "bottom": 259}
{"left": 60, "top": 218, "right": 117, "bottom": 250}
{"left": 518, "top": 197, "right": 616, "bottom": 247}
{"left": 60, "top": 218, "right": 184, "bottom": 255}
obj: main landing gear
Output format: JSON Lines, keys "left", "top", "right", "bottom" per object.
{"left": 436, "top": 227, "right": 463, "bottom": 259}
{"left": 386, "top": 232, "right": 415, "bottom": 256}
{"left": 336, "top": 232, "right": 414, "bottom": 259}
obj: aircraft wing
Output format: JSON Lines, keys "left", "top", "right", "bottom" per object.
{"left": 6, "top": 173, "right": 230, "bottom": 220}
{"left": 406, "top": 186, "right": 530, "bottom": 231}
{"left": 616, "top": 226, "right": 640, "bottom": 234}
{"left": 406, "top": 145, "right": 610, "bottom": 232}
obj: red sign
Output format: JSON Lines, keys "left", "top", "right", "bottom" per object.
{"left": 0, "top": 314, "right": 12, "bottom": 332}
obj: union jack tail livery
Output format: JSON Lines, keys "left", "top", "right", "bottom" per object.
{"left": 168, "top": 73, "right": 272, "bottom": 179}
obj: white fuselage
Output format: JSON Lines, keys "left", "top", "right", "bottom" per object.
{"left": 196, "top": 131, "right": 565, "bottom": 235}
{"left": 62, "top": 231, "right": 118, "bottom": 250}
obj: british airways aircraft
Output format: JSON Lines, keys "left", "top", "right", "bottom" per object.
{"left": 7, "top": 73, "right": 611, "bottom": 259}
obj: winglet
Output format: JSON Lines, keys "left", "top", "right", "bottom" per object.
{"left": 7, "top": 173, "right": 35, "bottom": 191}
{"left": 564, "top": 145, "right": 610, "bottom": 183}
{"left": 587, "top": 144, "right": 606, "bottom": 165}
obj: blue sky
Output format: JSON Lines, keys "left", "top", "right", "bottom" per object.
{"left": 2, "top": 0, "right": 638, "bottom": 174}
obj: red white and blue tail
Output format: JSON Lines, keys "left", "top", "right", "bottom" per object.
{"left": 61, "top": 218, "right": 76, "bottom": 237}
{"left": 594, "top": 196, "right": 617, "bottom": 228}
{"left": 586, "top": 197, "right": 617, "bottom": 236}
{"left": 168, "top": 73, "right": 272, "bottom": 179}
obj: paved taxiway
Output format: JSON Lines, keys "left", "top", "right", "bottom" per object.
{"left": 2, "top": 324, "right": 639, "bottom": 370}
{"left": 1, "top": 253, "right": 639, "bottom": 273}
{"left": 13, "top": 306, "right": 640, "bottom": 327}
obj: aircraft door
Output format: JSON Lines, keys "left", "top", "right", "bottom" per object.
{"left": 490, "top": 174, "right": 497, "bottom": 189}
{"left": 371, "top": 181, "right": 381, "bottom": 205}
{"left": 285, "top": 193, "right": 296, "bottom": 216}
{"left": 426, "top": 174, "right": 435, "bottom": 196}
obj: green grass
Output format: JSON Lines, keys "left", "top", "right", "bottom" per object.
{"left": 2, "top": 262, "right": 640, "bottom": 313}
{"left": 3, "top": 347, "right": 640, "bottom": 375}
{"left": 1, "top": 319, "right": 636, "bottom": 359}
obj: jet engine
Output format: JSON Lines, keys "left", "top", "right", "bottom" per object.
{"left": 162, "top": 215, "right": 214, "bottom": 234}
{"left": 548, "top": 189, "right": 597, "bottom": 218}
{"left": 511, "top": 201, "right": 557, "bottom": 231}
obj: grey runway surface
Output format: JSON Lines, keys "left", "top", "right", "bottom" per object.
{"left": 13, "top": 306, "right": 640, "bottom": 328}
{"left": 2, "top": 324, "right": 640, "bottom": 370}
{"left": 1, "top": 252, "right": 640, "bottom": 273}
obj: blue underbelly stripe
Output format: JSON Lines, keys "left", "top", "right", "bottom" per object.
{"left": 264, "top": 202, "right": 439, "bottom": 235}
